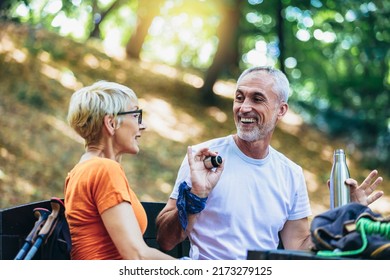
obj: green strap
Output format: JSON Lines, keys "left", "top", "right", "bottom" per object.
{"left": 316, "top": 218, "right": 390, "bottom": 258}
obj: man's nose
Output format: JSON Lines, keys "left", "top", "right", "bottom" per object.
{"left": 239, "top": 102, "right": 252, "bottom": 113}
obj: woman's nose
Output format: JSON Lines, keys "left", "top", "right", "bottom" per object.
{"left": 139, "top": 122, "right": 147, "bottom": 131}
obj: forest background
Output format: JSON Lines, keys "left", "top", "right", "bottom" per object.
{"left": 0, "top": 0, "right": 389, "bottom": 217}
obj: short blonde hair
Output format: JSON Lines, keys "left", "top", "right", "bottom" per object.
{"left": 67, "top": 81, "right": 138, "bottom": 146}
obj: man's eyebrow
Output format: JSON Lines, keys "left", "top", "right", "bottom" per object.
{"left": 253, "top": 91, "right": 267, "bottom": 97}
{"left": 235, "top": 88, "right": 243, "bottom": 94}
{"left": 236, "top": 88, "right": 267, "bottom": 97}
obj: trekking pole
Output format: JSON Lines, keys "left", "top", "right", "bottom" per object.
{"left": 24, "top": 198, "right": 65, "bottom": 260}
{"left": 14, "top": 208, "right": 51, "bottom": 260}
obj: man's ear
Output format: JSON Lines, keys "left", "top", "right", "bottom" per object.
{"left": 278, "top": 102, "right": 289, "bottom": 118}
{"left": 103, "top": 115, "right": 115, "bottom": 135}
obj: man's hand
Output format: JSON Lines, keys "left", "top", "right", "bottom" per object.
{"left": 347, "top": 170, "right": 384, "bottom": 206}
{"left": 327, "top": 170, "right": 384, "bottom": 206}
{"left": 187, "top": 146, "right": 224, "bottom": 198}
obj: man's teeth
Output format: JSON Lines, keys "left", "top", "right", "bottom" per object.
{"left": 241, "top": 118, "right": 256, "bottom": 123}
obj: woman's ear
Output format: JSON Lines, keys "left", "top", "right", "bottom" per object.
{"left": 103, "top": 115, "right": 116, "bottom": 135}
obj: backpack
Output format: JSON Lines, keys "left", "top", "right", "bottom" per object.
{"left": 14, "top": 197, "right": 72, "bottom": 260}
{"left": 310, "top": 203, "right": 390, "bottom": 259}
{"left": 40, "top": 203, "right": 72, "bottom": 260}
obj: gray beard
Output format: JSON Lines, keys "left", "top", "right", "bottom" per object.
{"left": 237, "top": 126, "right": 262, "bottom": 142}
{"left": 236, "top": 113, "right": 278, "bottom": 142}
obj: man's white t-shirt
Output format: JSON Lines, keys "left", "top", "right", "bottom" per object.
{"left": 170, "top": 135, "right": 312, "bottom": 260}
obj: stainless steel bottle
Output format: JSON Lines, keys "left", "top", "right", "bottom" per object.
{"left": 329, "top": 149, "right": 351, "bottom": 209}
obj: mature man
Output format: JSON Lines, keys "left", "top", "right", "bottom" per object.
{"left": 156, "top": 66, "right": 383, "bottom": 260}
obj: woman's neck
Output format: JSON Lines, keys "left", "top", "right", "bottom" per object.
{"left": 80, "top": 146, "right": 122, "bottom": 163}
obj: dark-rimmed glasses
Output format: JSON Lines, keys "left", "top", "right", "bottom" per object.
{"left": 117, "top": 109, "right": 142, "bottom": 125}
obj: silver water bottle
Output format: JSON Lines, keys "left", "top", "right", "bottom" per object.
{"left": 329, "top": 149, "right": 351, "bottom": 209}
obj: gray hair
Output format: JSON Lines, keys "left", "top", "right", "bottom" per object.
{"left": 237, "top": 66, "right": 290, "bottom": 102}
{"left": 67, "top": 80, "right": 138, "bottom": 147}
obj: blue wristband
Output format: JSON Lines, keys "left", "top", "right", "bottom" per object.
{"left": 176, "top": 181, "right": 207, "bottom": 230}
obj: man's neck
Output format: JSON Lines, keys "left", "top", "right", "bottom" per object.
{"left": 233, "top": 134, "right": 270, "bottom": 159}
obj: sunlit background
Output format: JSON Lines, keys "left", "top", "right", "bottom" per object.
{"left": 1, "top": 0, "right": 389, "bottom": 216}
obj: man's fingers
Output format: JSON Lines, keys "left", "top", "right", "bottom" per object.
{"left": 367, "top": 177, "right": 383, "bottom": 194}
{"left": 188, "top": 146, "right": 219, "bottom": 165}
{"left": 187, "top": 146, "right": 194, "bottom": 167}
{"left": 361, "top": 171, "right": 382, "bottom": 195}
{"left": 361, "top": 170, "right": 379, "bottom": 187}
{"left": 345, "top": 178, "right": 358, "bottom": 189}
{"left": 367, "top": 191, "right": 384, "bottom": 205}
{"left": 347, "top": 170, "right": 382, "bottom": 193}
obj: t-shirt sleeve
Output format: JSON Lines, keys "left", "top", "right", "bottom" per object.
{"left": 92, "top": 161, "right": 133, "bottom": 214}
{"left": 288, "top": 168, "right": 312, "bottom": 220}
{"left": 170, "top": 154, "right": 191, "bottom": 199}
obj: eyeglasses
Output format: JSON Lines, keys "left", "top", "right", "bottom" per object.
{"left": 117, "top": 109, "right": 142, "bottom": 125}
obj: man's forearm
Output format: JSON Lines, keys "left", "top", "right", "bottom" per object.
{"left": 298, "top": 235, "right": 314, "bottom": 251}
{"left": 156, "top": 207, "right": 187, "bottom": 251}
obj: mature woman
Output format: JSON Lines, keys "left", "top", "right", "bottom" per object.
{"left": 64, "top": 81, "right": 223, "bottom": 259}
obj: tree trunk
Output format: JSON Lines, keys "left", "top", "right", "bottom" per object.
{"left": 276, "top": 0, "right": 285, "bottom": 73}
{"left": 125, "top": 0, "right": 163, "bottom": 59}
{"left": 199, "top": 0, "right": 241, "bottom": 105}
{"left": 89, "top": 0, "right": 124, "bottom": 39}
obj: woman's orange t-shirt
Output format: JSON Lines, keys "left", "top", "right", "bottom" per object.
{"left": 64, "top": 157, "right": 147, "bottom": 260}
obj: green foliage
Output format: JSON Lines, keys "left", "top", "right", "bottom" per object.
{"left": 277, "top": 0, "right": 390, "bottom": 171}
{"left": 1, "top": 1, "right": 390, "bottom": 212}
{"left": 16, "top": 88, "right": 44, "bottom": 108}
